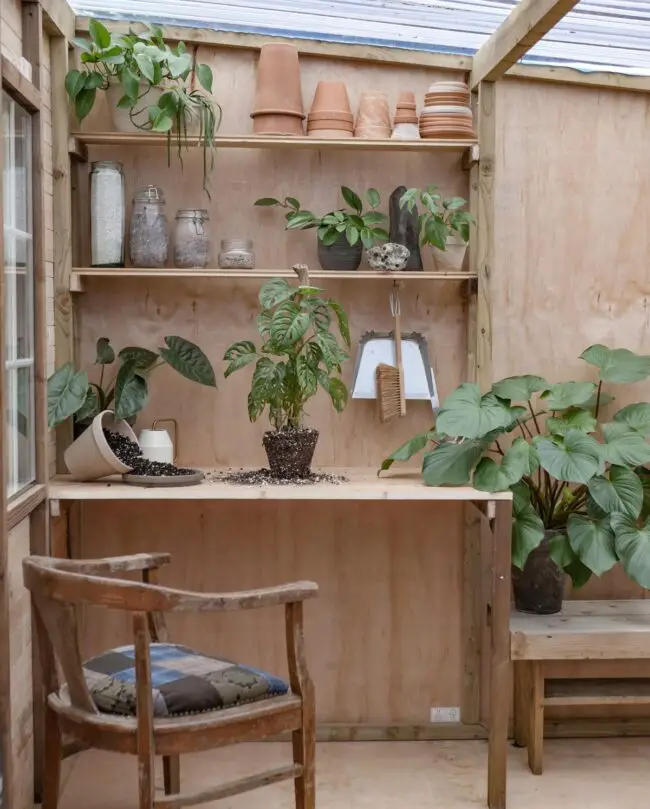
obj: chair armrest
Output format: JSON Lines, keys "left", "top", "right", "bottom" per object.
{"left": 168, "top": 581, "right": 318, "bottom": 613}
{"left": 51, "top": 553, "right": 172, "bottom": 576}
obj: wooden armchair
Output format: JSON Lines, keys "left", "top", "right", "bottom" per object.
{"left": 23, "top": 553, "right": 318, "bottom": 809}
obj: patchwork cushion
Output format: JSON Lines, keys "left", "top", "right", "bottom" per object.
{"left": 83, "top": 643, "right": 289, "bottom": 717}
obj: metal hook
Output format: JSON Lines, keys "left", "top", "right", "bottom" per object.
{"left": 390, "top": 285, "right": 401, "bottom": 317}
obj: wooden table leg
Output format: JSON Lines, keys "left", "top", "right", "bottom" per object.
{"left": 512, "top": 661, "right": 527, "bottom": 748}
{"left": 487, "top": 500, "right": 512, "bottom": 809}
{"left": 526, "top": 661, "right": 544, "bottom": 775}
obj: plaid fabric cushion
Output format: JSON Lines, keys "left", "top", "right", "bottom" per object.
{"left": 83, "top": 643, "right": 289, "bottom": 717}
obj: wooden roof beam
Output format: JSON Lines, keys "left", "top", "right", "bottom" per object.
{"left": 470, "top": 0, "right": 580, "bottom": 89}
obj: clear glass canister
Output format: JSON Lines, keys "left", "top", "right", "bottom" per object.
{"left": 218, "top": 239, "right": 255, "bottom": 270}
{"left": 129, "top": 186, "right": 168, "bottom": 268}
{"left": 174, "top": 209, "right": 210, "bottom": 269}
{"left": 90, "top": 161, "right": 125, "bottom": 267}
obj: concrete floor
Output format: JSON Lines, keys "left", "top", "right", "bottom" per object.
{"left": 60, "top": 739, "right": 650, "bottom": 809}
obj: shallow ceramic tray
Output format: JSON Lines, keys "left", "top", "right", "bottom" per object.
{"left": 122, "top": 470, "right": 204, "bottom": 487}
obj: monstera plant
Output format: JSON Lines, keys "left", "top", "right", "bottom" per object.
{"left": 381, "top": 345, "right": 650, "bottom": 614}
{"left": 48, "top": 335, "right": 216, "bottom": 430}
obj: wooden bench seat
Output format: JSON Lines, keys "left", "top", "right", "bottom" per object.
{"left": 511, "top": 600, "right": 650, "bottom": 775}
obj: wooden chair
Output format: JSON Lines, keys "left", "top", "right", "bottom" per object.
{"left": 23, "top": 553, "right": 318, "bottom": 809}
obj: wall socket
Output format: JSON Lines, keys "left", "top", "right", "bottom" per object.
{"left": 430, "top": 706, "right": 460, "bottom": 723}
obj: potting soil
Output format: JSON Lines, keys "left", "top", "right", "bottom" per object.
{"left": 103, "top": 430, "right": 195, "bottom": 477}
{"left": 209, "top": 468, "right": 347, "bottom": 486}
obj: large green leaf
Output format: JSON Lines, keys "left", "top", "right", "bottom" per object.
{"left": 613, "top": 403, "right": 650, "bottom": 436}
{"left": 159, "top": 336, "right": 216, "bottom": 387}
{"left": 296, "top": 354, "right": 317, "bottom": 397}
{"left": 114, "top": 362, "right": 148, "bottom": 419}
{"left": 118, "top": 346, "right": 159, "bottom": 370}
{"left": 581, "top": 344, "right": 650, "bottom": 383}
{"left": 327, "top": 300, "right": 351, "bottom": 347}
{"left": 327, "top": 377, "right": 348, "bottom": 412}
{"left": 314, "top": 331, "right": 345, "bottom": 371}
{"left": 611, "top": 513, "right": 650, "bottom": 588}
{"left": 491, "top": 375, "right": 547, "bottom": 402}
{"left": 259, "top": 278, "right": 293, "bottom": 309}
{"left": 567, "top": 513, "right": 618, "bottom": 576}
{"left": 422, "top": 439, "right": 486, "bottom": 486}
{"left": 95, "top": 337, "right": 115, "bottom": 365}
{"left": 588, "top": 466, "right": 643, "bottom": 518}
{"left": 269, "top": 302, "right": 310, "bottom": 346}
{"left": 511, "top": 502, "right": 544, "bottom": 569}
{"left": 533, "top": 429, "right": 602, "bottom": 484}
{"left": 540, "top": 382, "right": 596, "bottom": 411}
{"left": 546, "top": 408, "right": 597, "bottom": 436}
{"left": 435, "top": 384, "right": 514, "bottom": 439}
{"left": 601, "top": 422, "right": 650, "bottom": 467}
{"left": 380, "top": 430, "right": 438, "bottom": 473}
{"left": 473, "top": 438, "right": 533, "bottom": 492}
{"left": 47, "top": 364, "right": 88, "bottom": 429}
{"left": 75, "top": 387, "right": 100, "bottom": 422}
{"left": 89, "top": 18, "right": 111, "bottom": 48}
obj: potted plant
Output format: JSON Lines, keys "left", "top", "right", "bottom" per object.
{"left": 399, "top": 186, "right": 474, "bottom": 272}
{"left": 255, "top": 186, "right": 389, "bottom": 271}
{"left": 65, "top": 19, "right": 221, "bottom": 193}
{"left": 47, "top": 335, "right": 216, "bottom": 433}
{"left": 223, "top": 265, "right": 350, "bottom": 477}
{"left": 380, "top": 344, "right": 650, "bottom": 614}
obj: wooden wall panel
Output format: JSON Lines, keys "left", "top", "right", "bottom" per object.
{"left": 79, "top": 500, "right": 464, "bottom": 725}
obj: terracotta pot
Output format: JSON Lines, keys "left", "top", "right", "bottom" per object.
{"left": 64, "top": 410, "right": 137, "bottom": 481}
{"left": 309, "top": 81, "right": 352, "bottom": 116}
{"left": 355, "top": 91, "right": 391, "bottom": 138}
{"left": 425, "top": 94, "right": 470, "bottom": 105}
{"left": 394, "top": 111, "right": 418, "bottom": 125}
{"left": 308, "top": 119, "right": 353, "bottom": 132}
{"left": 308, "top": 110, "right": 354, "bottom": 123}
{"left": 426, "top": 80, "right": 470, "bottom": 92}
{"left": 397, "top": 90, "right": 416, "bottom": 107}
{"left": 317, "top": 232, "right": 362, "bottom": 271}
{"left": 252, "top": 44, "right": 304, "bottom": 134}
{"left": 263, "top": 428, "right": 319, "bottom": 478}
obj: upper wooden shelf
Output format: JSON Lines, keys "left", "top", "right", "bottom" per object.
{"left": 69, "top": 132, "right": 479, "bottom": 160}
{"left": 70, "top": 268, "right": 477, "bottom": 291}
{"left": 48, "top": 468, "right": 512, "bottom": 502}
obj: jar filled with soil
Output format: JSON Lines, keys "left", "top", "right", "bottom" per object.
{"left": 90, "top": 161, "right": 125, "bottom": 267}
{"left": 174, "top": 208, "right": 210, "bottom": 269}
{"left": 129, "top": 186, "right": 169, "bottom": 268}
{"left": 218, "top": 239, "right": 255, "bottom": 270}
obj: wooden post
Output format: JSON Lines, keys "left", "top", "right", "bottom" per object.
{"left": 487, "top": 500, "right": 513, "bottom": 809}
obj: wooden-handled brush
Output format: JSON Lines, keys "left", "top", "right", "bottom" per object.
{"left": 376, "top": 288, "right": 406, "bottom": 421}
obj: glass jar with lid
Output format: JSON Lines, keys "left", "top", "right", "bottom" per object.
{"left": 218, "top": 239, "right": 255, "bottom": 270}
{"left": 90, "top": 161, "right": 125, "bottom": 267}
{"left": 174, "top": 209, "right": 210, "bottom": 269}
{"left": 129, "top": 186, "right": 169, "bottom": 268}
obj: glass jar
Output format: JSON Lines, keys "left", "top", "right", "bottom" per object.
{"left": 90, "top": 161, "right": 125, "bottom": 267}
{"left": 129, "top": 186, "right": 168, "bottom": 268}
{"left": 218, "top": 239, "right": 255, "bottom": 270}
{"left": 174, "top": 209, "right": 210, "bottom": 269}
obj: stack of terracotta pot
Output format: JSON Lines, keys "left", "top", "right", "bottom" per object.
{"left": 391, "top": 91, "right": 420, "bottom": 140}
{"left": 307, "top": 81, "right": 354, "bottom": 139}
{"left": 355, "top": 91, "right": 392, "bottom": 139}
{"left": 419, "top": 80, "right": 476, "bottom": 140}
{"left": 251, "top": 44, "right": 305, "bottom": 136}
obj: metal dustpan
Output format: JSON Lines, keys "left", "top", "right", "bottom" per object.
{"left": 351, "top": 330, "right": 439, "bottom": 411}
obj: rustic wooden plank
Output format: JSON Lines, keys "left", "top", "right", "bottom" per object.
{"left": 7, "top": 484, "right": 46, "bottom": 531}
{"left": 471, "top": 0, "right": 581, "bottom": 88}
{"left": 134, "top": 612, "right": 155, "bottom": 809}
{"left": 487, "top": 500, "right": 512, "bottom": 809}
{"left": 507, "top": 64, "right": 650, "bottom": 94}
{"left": 526, "top": 661, "right": 544, "bottom": 775}
{"left": 512, "top": 661, "right": 527, "bottom": 748}
{"left": 40, "top": 0, "right": 75, "bottom": 39}
{"left": 0, "top": 54, "right": 40, "bottom": 111}
{"left": 545, "top": 678, "right": 650, "bottom": 706}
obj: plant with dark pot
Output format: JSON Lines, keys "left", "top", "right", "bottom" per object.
{"left": 47, "top": 335, "right": 216, "bottom": 431}
{"left": 255, "top": 187, "right": 389, "bottom": 271}
{"left": 66, "top": 19, "right": 221, "bottom": 194}
{"left": 380, "top": 345, "right": 650, "bottom": 614}
{"left": 223, "top": 266, "right": 350, "bottom": 477}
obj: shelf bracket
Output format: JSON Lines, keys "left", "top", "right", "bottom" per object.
{"left": 462, "top": 144, "right": 480, "bottom": 171}
{"left": 70, "top": 273, "right": 84, "bottom": 293}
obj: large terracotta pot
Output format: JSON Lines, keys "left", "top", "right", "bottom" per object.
{"left": 307, "top": 81, "right": 354, "bottom": 139}
{"left": 251, "top": 44, "right": 305, "bottom": 136}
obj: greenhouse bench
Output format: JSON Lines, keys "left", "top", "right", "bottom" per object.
{"left": 510, "top": 599, "right": 650, "bottom": 774}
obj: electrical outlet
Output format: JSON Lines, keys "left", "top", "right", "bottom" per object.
{"left": 430, "top": 706, "right": 460, "bottom": 723}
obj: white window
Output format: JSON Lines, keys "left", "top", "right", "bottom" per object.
{"left": 3, "top": 91, "right": 35, "bottom": 498}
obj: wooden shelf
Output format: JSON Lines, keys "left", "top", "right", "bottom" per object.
{"left": 69, "top": 131, "right": 477, "bottom": 157}
{"left": 70, "top": 268, "right": 477, "bottom": 291}
{"left": 48, "top": 468, "right": 512, "bottom": 502}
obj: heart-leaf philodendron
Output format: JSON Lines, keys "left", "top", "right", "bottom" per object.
{"left": 380, "top": 344, "right": 650, "bottom": 590}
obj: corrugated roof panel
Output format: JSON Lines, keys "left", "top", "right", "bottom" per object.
{"left": 69, "top": 0, "right": 650, "bottom": 75}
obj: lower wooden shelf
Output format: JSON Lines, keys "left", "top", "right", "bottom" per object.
{"left": 70, "top": 268, "right": 478, "bottom": 291}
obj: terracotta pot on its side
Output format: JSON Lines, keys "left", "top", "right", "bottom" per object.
{"left": 251, "top": 43, "right": 305, "bottom": 136}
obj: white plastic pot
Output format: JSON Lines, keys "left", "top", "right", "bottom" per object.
{"left": 432, "top": 232, "right": 469, "bottom": 273}
{"left": 64, "top": 410, "right": 138, "bottom": 481}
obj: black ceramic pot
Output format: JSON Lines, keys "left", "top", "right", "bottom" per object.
{"left": 512, "top": 532, "right": 566, "bottom": 615}
{"left": 317, "top": 233, "right": 362, "bottom": 271}
{"left": 262, "top": 428, "right": 319, "bottom": 478}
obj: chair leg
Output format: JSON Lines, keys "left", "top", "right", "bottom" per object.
{"left": 512, "top": 661, "right": 528, "bottom": 748}
{"left": 42, "top": 706, "right": 62, "bottom": 809}
{"left": 527, "top": 662, "right": 544, "bottom": 775}
{"left": 292, "top": 709, "right": 315, "bottom": 809}
{"left": 163, "top": 755, "right": 180, "bottom": 795}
